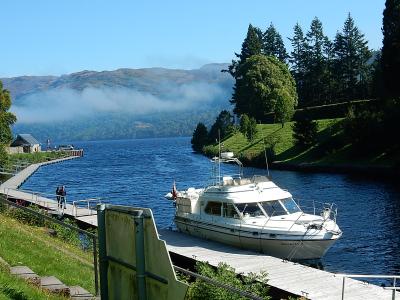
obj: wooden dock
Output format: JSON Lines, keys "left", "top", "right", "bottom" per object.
{"left": 1, "top": 158, "right": 399, "bottom": 299}
{"left": 0, "top": 155, "right": 99, "bottom": 226}
{"left": 159, "top": 229, "right": 399, "bottom": 300}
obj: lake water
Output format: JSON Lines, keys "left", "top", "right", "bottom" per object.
{"left": 21, "top": 137, "right": 400, "bottom": 277}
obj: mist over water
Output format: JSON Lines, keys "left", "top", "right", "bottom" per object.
{"left": 12, "top": 82, "right": 229, "bottom": 124}
{"left": 21, "top": 137, "right": 400, "bottom": 279}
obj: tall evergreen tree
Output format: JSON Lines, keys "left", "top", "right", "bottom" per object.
{"left": 381, "top": 0, "right": 400, "bottom": 99}
{"left": 263, "top": 23, "right": 288, "bottom": 63}
{"left": 303, "top": 17, "right": 332, "bottom": 105}
{"left": 333, "top": 13, "right": 371, "bottom": 100}
{"left": 289, "top": 23, "right": 308, "bottom": 106}
{"left": 191, "top": 123, "right": 209, "bottom": 152}
{"left": 208, "top": 110, "right": 234, "bottom": 142}
{"left": 226, "top": 24, "right": 263, "bottom": 77}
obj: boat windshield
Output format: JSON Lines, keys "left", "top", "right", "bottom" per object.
{"left": 260, "top": 198, "right": 301, "bottom": 217}
{"left": 280, "top": 198, "right": 301, "bottom": 214}
{"left": 260, "top": 200, "right": 287, "bottom": 217}
{"left": 235, "top": 203, "right": 265, "bottom": 217}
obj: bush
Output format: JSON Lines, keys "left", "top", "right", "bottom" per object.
{"left": 343, "top": 105, "right": 384, "bottom": 154}
{"left": 184, "top": 262, "right": 270, "bottom": 300}
{"left": 4, "top": 204, "right": 46, "bottom": 227}
{"left": 240, "top": 114, "right": 258, "bottom": 141}
{"left": 46, "top": 218, "right": 81, "bottom": 246}
{"left": 292, "top": 118, "right": 318, "bottom": 148}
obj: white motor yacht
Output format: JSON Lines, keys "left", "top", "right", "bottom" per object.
{"left": 167, "top": 154, "right": 342, "bottom": 260}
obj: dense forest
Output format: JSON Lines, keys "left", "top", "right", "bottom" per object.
{"left": 193, "top": 0, "right": 400, "bottom": 168}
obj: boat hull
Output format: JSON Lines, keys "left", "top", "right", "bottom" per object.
{"left": 175, "top": 217, "right": 338, "bottom": 260}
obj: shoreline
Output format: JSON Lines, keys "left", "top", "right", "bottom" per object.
{"left": 270, "top": 161, "right": 400, "bottom": 178}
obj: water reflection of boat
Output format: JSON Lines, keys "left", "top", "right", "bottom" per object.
{"left": 167, "top": 154, "right": 342, "bottom": 260}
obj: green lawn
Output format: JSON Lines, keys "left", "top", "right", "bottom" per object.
{"left": 7, "top": 151, "right": 67, "bottom": 166}
{"left": 0, "top": 214, "right": 95, "bottom": 294}
{"left": 204, "top": 119, "right": 341, "bottom": 161}
{"left": 202, "top": 118, "right": 399, "bottom": 168}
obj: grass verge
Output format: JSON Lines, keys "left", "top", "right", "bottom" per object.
{"left": 0, "top": 213, "right": 95, "bottom": 294}
{"left": 0, "top": 263, "right": 67, "bottom": 300}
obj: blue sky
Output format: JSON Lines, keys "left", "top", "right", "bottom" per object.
{"left": 1, "top": 0, "right": 385, "bottom": 77}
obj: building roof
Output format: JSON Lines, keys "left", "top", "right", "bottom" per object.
{"left": 11, "top": 134, "right": 40, "bottom": 146}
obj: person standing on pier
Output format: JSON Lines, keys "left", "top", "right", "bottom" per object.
{"left": 56, "top": 186, "right": 61, "bottom": 208}
{"left": 60, "top": 186, "right": 67, "bottom": 209}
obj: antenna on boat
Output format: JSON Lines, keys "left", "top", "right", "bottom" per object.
{"left": 261, "top": 127, "right": 270, "bottom": 178}
{"left": 218, "top": 130, "right": 221, "bottom": 185}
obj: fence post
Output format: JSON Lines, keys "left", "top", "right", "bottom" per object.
{"left": 134, "top": 210, "right": 147, "bottom": 300}
{"left": 393, "top": 277, "right": 396, "bottom": 300}
{"left": 341, "top": 277, "right": 346, "bottom": 300}
{"left": 97, "top": 204, "right": 108, "bottom": 299}
{"left": 92, "top": 236, "right": 99, "bottom": 296}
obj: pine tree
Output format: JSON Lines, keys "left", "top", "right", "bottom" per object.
{"left": 333, "top": 13, "right": 371, "bottom": 100}
{"left": 303, "top": 17, "right": 332, "bottom": 105}
{"left": 191, "top": 123, "right": 209, "bottom": 152}
{"left": 208, "top": 110, "right": 234, "bottom": 142}
{"left": 263, "top": 23, "right": 288, "bottom": 63}
{"left": 289, "top": 23, "right": 307, "bottom": 106}
{"left": 226, "top": 24, "right": 263, "bottom": 77}
{"left": 381, "top": 0, "right": 400, "bottom": 99}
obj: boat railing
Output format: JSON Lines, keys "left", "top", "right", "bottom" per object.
{"left": 214, "top": 174, "right": 271, "bottom": 187}
{"left": 296, "top": 199, "right": 338, "bottom": 222}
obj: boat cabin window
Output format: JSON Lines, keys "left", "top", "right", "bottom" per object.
{"left": 235, "top": 203, "right": 265, "bottom": 217}
{"left": 260, "top": 200, "right": 287, "bottom": 217}
{"left": 222, "top": 203, "right": 238, "bottom": 218}
{"left": 205, "top": 201, "right": 222, "bottom": 216}
{"left": 281, "top": 198, "right": 301, "bottom": 214}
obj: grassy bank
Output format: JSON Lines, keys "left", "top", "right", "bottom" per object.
{"left": 0, "top": 212, "right": 95, "bottom": 294}
{"left": 0, "top": 263, "right": 66, "bottom": 300}
{"left": 203, "top": 118, "right": 400, "bottom": 171}
{"left": 7, "top": 151, "right": 68, "bottom": 166}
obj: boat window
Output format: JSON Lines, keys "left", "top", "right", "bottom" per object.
{"left": 260, "top": 200, "right": 287, "bottom": 217}
{"left": 205, "top": 201, "right": 221, "bottom": 216}
{"left": 222, "top": 203, "right": 238, "bottom": 218}
{"left": 280, "top": 198, "right": 301, "bottom": 214}
{"left": 235, "top": 203, "right": 265, "bottom": 217}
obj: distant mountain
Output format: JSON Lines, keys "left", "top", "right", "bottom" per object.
{"left": 1, "top": 63, "right": 233, "bottom": 142}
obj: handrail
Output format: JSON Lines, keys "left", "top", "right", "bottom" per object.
{"left": 72, "top": 198, "right": 103, "bottom": 217}
{"left": 337, "top": 274, "right": 400, "bottom": 300}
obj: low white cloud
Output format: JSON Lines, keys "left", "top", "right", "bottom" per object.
{"left": 12, "top": 82, "right": 229, "bottom": 124}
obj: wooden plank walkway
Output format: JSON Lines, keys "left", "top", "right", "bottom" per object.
{"left": 0, "top": 156, "right": 78, "bottom": 190}
{"left": 159, "top": 229, "right": 399, "bottom": 300}
{"left": 0, "top": 156, "right": 98, "bottom": 226}
{"left": 1, "top": 157, "right": 398, "bottom": 299}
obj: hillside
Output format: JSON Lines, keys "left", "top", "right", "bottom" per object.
{"left": 203, "top": 119, "right": 400, "bottom": 173}
{"left": 1, "top": 63, "right": 233, "bottom": 142}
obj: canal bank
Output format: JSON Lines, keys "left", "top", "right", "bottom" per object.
{"left": 2, "top": 150, "right": 400, "bottom": 299}
{"left": 270, "top": 161, "right": 400, "bottom": 178}
{"left": 18, "top": 138, "right": 400, "bottom": 280}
